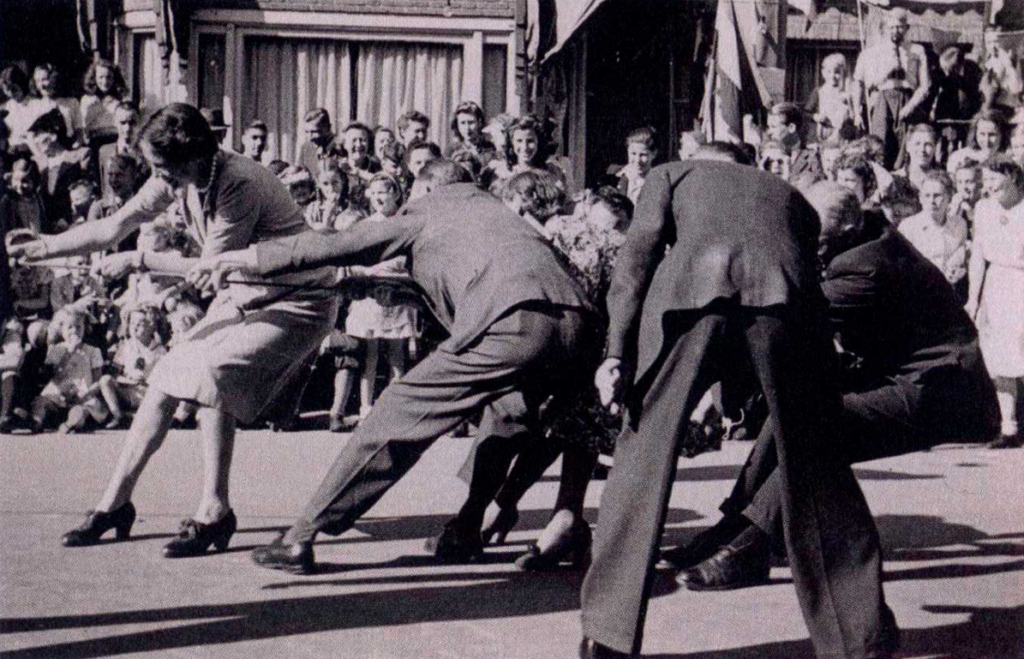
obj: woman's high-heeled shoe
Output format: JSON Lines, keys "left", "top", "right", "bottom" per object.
{"left": 515, "top": 520, "right": 592, "bottom": 571}
{"left": 162, "top": 510, "right": 237, "bottom": 558}
{"left": 62, "top": 502, "right": 137, "bottom": 547}
{"left": 480, "top": 506, "right": 519, "bottom": 546}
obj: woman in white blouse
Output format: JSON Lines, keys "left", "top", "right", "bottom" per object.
{"left": 899, "top": 170, "right": 968, "bottom": 301}
{"left": 966, "top": 158, "right": 1024, "bottom": 449}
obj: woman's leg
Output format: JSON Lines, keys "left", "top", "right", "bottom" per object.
{"left": 95, "top": 389, "right": 177, "bottom": 512}
{"left": 1, "top": 372, "right": 16, "bottom": 419}
{"left": 386, "top": 339, "right": 408, "bottom": 380}
{"left": 994, "top": 376, "right": 1020, "bottom": 437}
{"left": 193, "top": 406, "right": 236, "bottom": 524}
{"left": 360, "top": 338, "right": 379, "bottom": 417}
{"left": 98, "top": 375, "right": 122, "bottom": 420}
{"left": 330, "top": 368, "right": 354, "bottom": 420}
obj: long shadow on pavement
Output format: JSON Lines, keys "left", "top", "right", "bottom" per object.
{"left": 649, "top": 604, "right": 1024, "bottom": 659}
{"left": 0, "top": 568, "right": 681, "bottom": 658}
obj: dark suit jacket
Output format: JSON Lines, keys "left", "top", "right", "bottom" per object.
{"left": 823, "top": 214, "right": 999, "bottom": 439}
{"left": 257, "top": 182, "right": 593, "bottom": 353}
{"left": 605, "top": 160, "right": 823, "bottom": 379}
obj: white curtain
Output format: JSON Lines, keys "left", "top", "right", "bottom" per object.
{"left": 243, "top": 38, "right": 353, "bottom": 164}
{"left": 136, "top": 36, "right": 186, "bottom": 116}
{"left": 356, "top": 42, "right": 463, "bottom": 152}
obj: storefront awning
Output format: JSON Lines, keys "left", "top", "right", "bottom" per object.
{"left": 535, "top": 0, "right": 609, "bottom": 62}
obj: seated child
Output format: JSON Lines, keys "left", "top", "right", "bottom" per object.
{"left": 0, "top": 319, "right": 27, "bottom": 432}
{"left": 98, "top": 305, "right": 167, "bottom": 429}
{"left": 67, "top": 179, "right": 98, "bottom": 227}
{"left": 30, "top": 306, "right": 108, "bottom": 434}
{"left": 0, "top": 157, "right": 46, "bottom": 235}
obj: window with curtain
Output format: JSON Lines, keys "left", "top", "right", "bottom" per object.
{"left": 355, "top": 42, "right": 463, "bottom": 151}
{"left": 243, "top": 37, "right": 354, "bottom": 164}
{"left": 132, "top": 34, "right": 186, "bottom": 115}
{"left": 242, "top": 37, "right": 464, "bottom": 163}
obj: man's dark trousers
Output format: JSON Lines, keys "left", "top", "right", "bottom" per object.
{"left": 581, "top": 300, "right": 890, "bottom": 659}
{"left": 288, "top": 304, "right": 593, "bottom": 541}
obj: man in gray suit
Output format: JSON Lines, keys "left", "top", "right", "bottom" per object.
{"left": 208, "top": 159, "right": 596, "bottom": 573}
{"left": 581, "top": 148, "right": 895, "bottom": 659}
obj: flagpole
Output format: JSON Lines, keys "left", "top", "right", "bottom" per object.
{"left": 855, "top": 0, "right": 866, "bottom": 49}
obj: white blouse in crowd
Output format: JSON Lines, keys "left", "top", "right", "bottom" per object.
{"left": 898, "top": 210, "right": 968, "bottom": 284}
{"left": 27, "top": 96, "right": 82, "bottom": 141}
{"left": 2, "top": 98, "right": 35, "bottom": 146}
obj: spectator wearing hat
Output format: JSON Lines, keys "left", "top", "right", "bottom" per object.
{"left": 200, "top": 108, "right": 229, "bottom": 146}
{"left": 240, "top": 120, "right": 269, "bottom": 163}
{"left": 852, "top": 8, "right": 931, "bottom": 168}
{"left": 764, "top": 102, "right": 823, "bottom": 183}
{"left": 299, "top": 108, "right": 345, "bottom": 175}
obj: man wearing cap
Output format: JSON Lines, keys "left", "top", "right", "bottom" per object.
{"left": 852, "top": 8, "right": 931, "bottom": 168}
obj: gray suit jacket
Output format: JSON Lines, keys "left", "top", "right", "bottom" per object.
{"left": 257, "top": 182, "right": 593, "bottom": 352}
{"left": 605, "top": 160, "right": 823, "bottom": 380}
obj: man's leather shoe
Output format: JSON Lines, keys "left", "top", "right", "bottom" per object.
{"left": 424, "top": 519, "right": 483, "bottom": 563}
{"left": 678, "top": 526, "right": 770, "bottom": 591}
{"left": 988, "top": 434, "right": 1023, "bottom": 449}
{"left": 660, "top": 514, "right": 749, "bottom": 570}
{"left": 579, "top": 637, "right": 630, "bottom": 658}
{"left": 251, "top": 536, "right": 315, "bottom": 574}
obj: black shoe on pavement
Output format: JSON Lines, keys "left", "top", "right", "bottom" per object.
{"left": 660, "top": 514, "right": 749, "bottom": 571}
{"left": 62, "top": 502, "right": 137, "bottom": 546}
{"left": 252, "top": 534, "right": 316, "bottom": 574}
{"left": 424, "top": 519, "right": 483, "bottom": 563}
{"left": 163, "top": 510, "right": 237, "bottom": 558}
{"left": 678, "top": 525, "right": 771, "bottom": 591}
{"left": 988, "top": 434, "right": 1023, "bottom": 449}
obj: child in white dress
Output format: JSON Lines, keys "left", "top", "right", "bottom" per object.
{"left": 344, "top": 173, "right": 418, "bottom": 419}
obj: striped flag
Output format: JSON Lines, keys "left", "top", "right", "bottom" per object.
{"left": 700, "top": 0, "right": 773, "bottom": 144}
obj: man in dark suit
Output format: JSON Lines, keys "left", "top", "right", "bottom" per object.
{"left": 212, "top": 159, "right": 596, "bottom": 573}
{"left": 96, "top": 101, "right": 145, "bottom": 197}
{"left": 672, "top": 183, "right": 1000, "bottom": 590}
{"left": 298, "top": 108, "right": 345, "bottom": 174}
{"left": 580, "top": 149, "right": 894, "bottom": 659}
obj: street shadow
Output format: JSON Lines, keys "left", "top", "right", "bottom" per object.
{"left": 876, "top": 515, "right": 1024, "bottom": 560}
{"left": 648, "top": 604, "right": 1024, "bottom": 659}
{"left": 0, "top": 567, "right": 683, "bottom": 657}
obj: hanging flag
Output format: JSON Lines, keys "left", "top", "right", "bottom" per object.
{"left": 700, "top": 0, "right": 773, "bottom": 144}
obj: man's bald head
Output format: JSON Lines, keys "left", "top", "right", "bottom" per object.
{"left": 807, "top": 181, "right": 864, "bottom": 265}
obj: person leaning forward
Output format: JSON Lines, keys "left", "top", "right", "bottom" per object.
{"left": 193, "top": 159, "right": 597, "bottom": 574}
{"left": 670, "top": 183, "right": 999, "bottom": 598}
{"left": 580, "top": 148, "right": 896, "bottom": 659}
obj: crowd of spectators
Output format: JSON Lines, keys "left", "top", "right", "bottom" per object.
{"left": 2, "top": 11, "right": 1024, "bottom": 447}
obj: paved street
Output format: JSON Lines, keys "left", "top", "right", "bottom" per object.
{"left": 0, "top": 428, "right": 1021, "bottom": 659}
